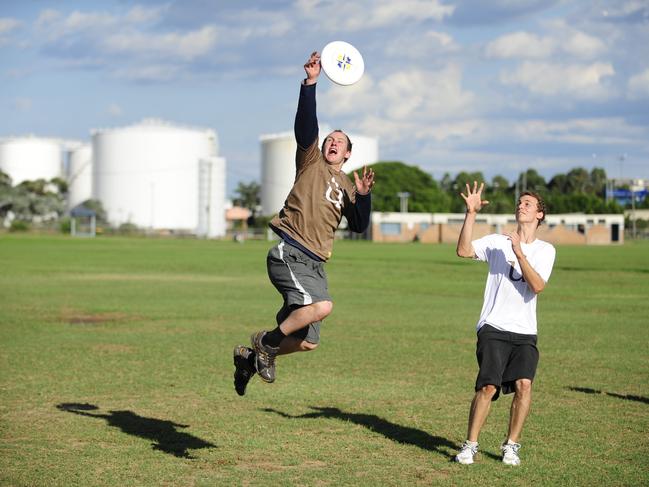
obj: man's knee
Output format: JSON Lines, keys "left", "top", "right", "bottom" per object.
{"left": 514, "top": 378, "right": 532, "bottom": 394}
{"left": 478, "top": 384, "right": 498, "bottom": 399}
{"left": 313, "top": 300, "right": 333, "bottom": 321}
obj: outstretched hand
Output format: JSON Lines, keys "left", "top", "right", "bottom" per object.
{"left": 304, "top": 51, "right": 321, "bottom": 85}
{"left": 354, "top": 166, "right": 375, "bottom": 195}
{"left": 460, "top": 181, "right": 489, "bottom": 214}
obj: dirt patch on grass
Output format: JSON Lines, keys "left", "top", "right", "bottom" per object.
{"left": 91, "top": 343, "right": 136, "bottom": 354}
{"left": 64, "top": 273, "right": 240, "bottom": 283}
{"left": 61, "top": 309, "right": 140, "bottom": 326}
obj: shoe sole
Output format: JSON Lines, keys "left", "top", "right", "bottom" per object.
{"left": 233, "top": 346, "right": 254, "bottom": 396}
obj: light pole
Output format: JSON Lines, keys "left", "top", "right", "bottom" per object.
{"left": 397, "top": 192, "right": 410, "bottom": 213}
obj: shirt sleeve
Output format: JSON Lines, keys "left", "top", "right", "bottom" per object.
{"left": 534, "top": 244, "right": 556, "bottom": 283}
{"left": 294, "top": 82, "right": 318, "bottom": 150}
{"left": 471, "top": 234, "right": 496, "bottom": 262}
{"left": 344, "top": 191, "right": 372, "bottom": 233}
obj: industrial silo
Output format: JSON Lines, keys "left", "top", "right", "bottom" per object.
{"left": 92, "top": 119, "right": 226, "bottom": 236}
{"left": 260, "top": 128, "right": 379, "bottom": 216}
{"left": 0, "top": 136, "right": 63, "bottom": 185}
{"left": 66, "top": 143, "right": 93, "bottom": 210}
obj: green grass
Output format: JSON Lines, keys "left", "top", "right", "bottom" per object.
{"left": 1, "top": 234, "right": 648, "bottom": 486}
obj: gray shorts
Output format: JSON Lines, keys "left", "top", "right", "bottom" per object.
{"left": 266, "top": 240, "right": 331, "bottom": 344}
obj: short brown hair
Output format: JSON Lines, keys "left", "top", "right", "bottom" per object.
{"left": 519, "top": 191, "right": 546, "bottom": 226}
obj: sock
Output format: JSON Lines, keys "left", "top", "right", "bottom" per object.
{"left": 465, "top": 440, "right": 478, "bottom": 447}
{"left": 246, "top": 350, "right": 256, "bottom": 368}
{"left": 262, "top": 326, "right": 286, "bottom": 348}
{"left": 506, "top": 439, "right": 517, "bottom": 445}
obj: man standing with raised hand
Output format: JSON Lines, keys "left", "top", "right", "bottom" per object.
{"left": 232, "top": 51, "right": 375, "bottom": 396}
{"left": 454, "top": 182, "right": 556, "bottom": 466}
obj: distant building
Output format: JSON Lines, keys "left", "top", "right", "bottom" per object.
{"left": 371, "top": 212, "right": 624, "bottom": 245}
{"left": 607, "top": 178, "right": 648, "bottom": 206}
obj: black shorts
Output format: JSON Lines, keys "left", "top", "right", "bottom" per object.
{"left": 475, "top": 324, "right": 539, "bottom": 401}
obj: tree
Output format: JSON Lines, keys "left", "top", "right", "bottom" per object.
{"left": 518, "top": 169, "right": 546, "bottom": 193}
{"left": 565, "top": 167, "right": 590, "bottom": 193}
{"left": 589, "top": 167, "right": 607, "bottom": 196}
{"left": 448, "top": 171, "right": 486, "bottom": 212}
{"left": 79, "top": 199, "right": 108, "bottom": 224}
{"left": 232, "top": 181, "right": 260, "bottom": 214}
{"left": 491, "top": 175, "right": 509, "bottom": 193}
{"left": 365, "top": 161, "right": 451, "bottom": 213}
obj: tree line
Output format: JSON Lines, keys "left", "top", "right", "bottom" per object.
{"left": 232, "top": 162, "right": 633, "bottom": 218}
{"left": 352, "top": 162, "right": 628, "bottom": 215}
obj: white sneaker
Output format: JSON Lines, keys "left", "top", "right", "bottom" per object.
{"left": 501, "top": 441, "right": 521, "bottom": 466}
{"left": 455, "top": 441, "right": 479, "bottom": 465}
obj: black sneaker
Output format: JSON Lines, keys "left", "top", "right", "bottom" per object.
{"left": 233, "top": 345, "right": 255, "bottom": 396}
{"left": 250, "top": 331, "right": 279, "bottom": 383}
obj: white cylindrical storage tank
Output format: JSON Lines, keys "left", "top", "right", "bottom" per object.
{"left": 92, "top": 119, "right": 219, "bottom": 232}
{"left": 67, "top": 143, "right": 93, "bottom": 210}
{"left": 197, "top": 156, "right": 226, "bottom": 238}
{"left": 260, "top": 128, "right": 379, "bottom": 216}
{"left": 260, "top": 132, "right": 296, "bottom": 217}
{"left": 0, "top": 136, "right": 63, "bottom": 185}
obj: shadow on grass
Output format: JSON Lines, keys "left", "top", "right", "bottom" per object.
{"left": 56, "top": 402, "right": 216, "bottom": 458}
{"left": 263, "top": 406, "right": 458, "bottom": 459}
{"left": 568, "top": 387, "right": 649, "bottom": 405}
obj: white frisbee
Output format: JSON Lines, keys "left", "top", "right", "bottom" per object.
{"left": 320, "top": 41, "right": 365, "bottom": 86}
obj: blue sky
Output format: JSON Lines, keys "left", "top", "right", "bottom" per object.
{"left": 1, "top": 0, "right": 648, "bottom": 195}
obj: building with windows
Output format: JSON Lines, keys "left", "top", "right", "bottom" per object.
{"left": 371, "top": 212, "right": 624, "bottom": 245}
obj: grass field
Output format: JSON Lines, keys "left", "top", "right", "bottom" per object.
{"left": 1, "top": 234, "right": 648, "bottom": 486}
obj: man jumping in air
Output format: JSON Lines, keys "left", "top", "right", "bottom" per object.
{"left": 233, "top": 50, "right": 375, "bottom": 396}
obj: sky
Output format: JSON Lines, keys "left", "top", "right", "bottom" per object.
{"left": 1, "top": 0, "right": 648, "bottom": 195}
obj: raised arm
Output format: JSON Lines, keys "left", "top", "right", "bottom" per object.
{"left": 294, "top": 51, "right": 320, "bottom": 149}
{"left": 456, "top": 181, "right": 489, "bottom": 258}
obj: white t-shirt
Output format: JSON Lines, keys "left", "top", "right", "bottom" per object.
{"left": 472, "top": 234, "right": 556, "bottom": 335}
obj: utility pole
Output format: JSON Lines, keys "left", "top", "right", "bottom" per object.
{"left": 397, "top": 192, "right": 410, "bottom": 213}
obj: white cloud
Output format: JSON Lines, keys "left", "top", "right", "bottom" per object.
{"left": 35, "top": 8, "right": 119, "bottom": 42}
{"left": 486, "top": 32, "right": 554, "bottom": 59}
{"left": 510, "top": 118, "right": 644, "bottom": 145}
{"left": 562, "top": 31, "right": 606, "bottom": 58}
{"left": 486, "top": 28, "right": 605, "bottom": 60}
{"left": 0, "top": 17, "right": 22, "bottom": 46}
{"left": 221, "top": 9, "right": 293, "bottom": 42}
{"left": 385, "top": 30, "right": 459, "bottom": 59}
{"left": 125, "top": 5, "right": 168, "bottom": 24}
{"left": 501, "top": 61, "right": 615, "bottom": 99}
{"left": 321, "top": 65, "right": 475, "bottom": 144}
{"left": 296, "top": 0, "right": 454, "bottom": 30}
{"left": 104, "top": 25, "right": 217, "bottom": 61}
{"left": 0, "top": 17, "right": 21, "bottom": 35}
{"left": 113, "top": 64, "right": 181, "bottom": 82}
{"left": 628, "top": 68, "right": 649, "bottom": 99}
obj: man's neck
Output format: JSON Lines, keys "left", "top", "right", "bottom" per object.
{"left": 516, "top": 223, "right": 537, "bottom": 244}
{"left": 326, "top": 161, "right": 345, "bottom": 172}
